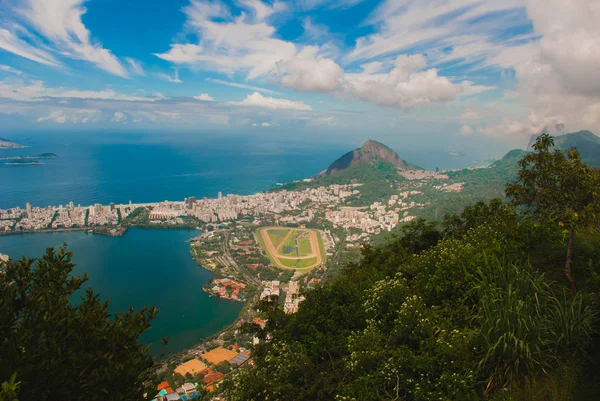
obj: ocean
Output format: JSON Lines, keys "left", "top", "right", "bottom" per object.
{"left": 0, "top": 131, "right": 488, "bottom": 355}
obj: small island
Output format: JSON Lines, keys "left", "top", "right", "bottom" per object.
{"left": 5, "top": 160, "right": 44, "bottom": 166}
{"left": 0, "top": 138, "right": 27, "bottom": 149}
{"left": 0, "top": 153, "right": 59, "bottom": 161}
{"left": 448, "top": 151, "right": 464, "bottom": 157}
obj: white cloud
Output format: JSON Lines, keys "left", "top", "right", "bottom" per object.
{"left": 230, "top": 92, "right": 312, "bottom": 111}
{"left": 157, "top": 68, "right": 182, "bottom": 83}
{"left": 37, "top": 110, "right": 66, "bottom": 124}
{"left": 458, "top": 125, "right": 474, "bottom": 136}
{"left": 111, "top": 111, "right": 127, "bottom": 123}
{"left": 348, "top": 0, "right": 526, "bottom": 62}
{"left": 16, "top": 0, "right": 127, "bottom": 77}
{"left": 278, "top": 47, "right": 344, "bottom": 93}
{"left": 312, "top": 116, "right": 338, "bottom": 126}
{"left": 460, "top": 108, "right": 479, "bottom": 121}
{"left": 0, "top": 79, "right": 164, "bottom": 102}
{"left": 194, "top": 93, "right": 214, "bottom": 101}
{"left": 345, "top": 54, "right": 461, "bottom": 109}
{"left": 477, "top": 0, "right": 600, "bottom": 139}
{"left": 0, "top": 28, "right": 60, "bottom": 66}
{"left": 125, "top": 58, "right": 145, "bottom": 76}
{"left": 301, "top": 17, "right": 329, "bottom": 40}
{"left": 155, "top": 0, "right": 295, "bottom": 79}
{"left": 205, "top": 78, "right": 280, "bottom": 95}
{"left": 0, "top": 64, "right": 23, "bottom": 76}
{"left": 36, "top": 108, "right": 100, "bottom": 124}
{"left": 261, "top": 122, "right": 271, "bottom": 127}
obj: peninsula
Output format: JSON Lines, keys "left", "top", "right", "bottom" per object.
{"left": 0, "top": 138, "right": 26, "bottom": 149}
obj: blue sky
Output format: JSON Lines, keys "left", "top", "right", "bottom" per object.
{"left": 0, "top": 0, "right": 598, "bottom": 152}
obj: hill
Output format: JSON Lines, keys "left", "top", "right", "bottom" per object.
{"left": 0, "top": 138, "right": 26, "bottom": 149}
{"left": 527, "top": 128, "right": 600, "bottom": 167}
{"left": 320, "top": 139, "right": 420, "bottom": 177}
{"left": 277, "top": 140, "right": 420, "bottom": 206}
{"left": 554, "top": 130, "right": 600, "bottom": 167}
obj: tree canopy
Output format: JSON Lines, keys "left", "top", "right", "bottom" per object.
{"left": 0, "top": 247, "right": 157, "bottom": 401}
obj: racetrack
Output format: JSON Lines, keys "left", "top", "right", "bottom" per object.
{"left": 258, "top": 227, "right": 324, "bottom": 270}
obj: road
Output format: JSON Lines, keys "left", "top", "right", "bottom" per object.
{"left": 222, "top": 230, "right": 261, "bottom": 286}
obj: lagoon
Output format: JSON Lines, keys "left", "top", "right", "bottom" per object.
{"left": 0, "top": 227, "right": 243, "bottom": 356}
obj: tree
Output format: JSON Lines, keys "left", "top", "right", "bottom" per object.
{"left": 506, "top": 133, "right": 600, "bottom": 295}
{"left": 0, "top": 247, "right": 158, "bottom": 401}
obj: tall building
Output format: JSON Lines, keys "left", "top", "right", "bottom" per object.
{"left": 218, "top": 191, "right": 223, "bottom": 200}
{"left": 25, "top": 202, "right": 31, "bottom": 213}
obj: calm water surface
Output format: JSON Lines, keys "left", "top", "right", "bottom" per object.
{"left": 0, "top": 228, "right": 242, "bottom": 356}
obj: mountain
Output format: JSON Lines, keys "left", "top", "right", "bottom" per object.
{"left": 0, "top": 138, "right": 26, "bottom": 149}
{"left": 526, "top": 123, "right": 565, "bottom": 150}
{"left": 527, "top": 128, "right": 600, "bottom": 167}
{"left": 322, "top": 139, "right": 419, "bottom": 177}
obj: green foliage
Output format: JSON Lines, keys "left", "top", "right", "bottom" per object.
{"left": 473, "top": 259, "right": 595, "bottom": 392}
{"left": 278, "top": 157, "right": 405, "bottom": 206}
{"left": 506, "top": 133, "right": 600, "bottom": 295}
{"left": 0, "top": 247, "right": 157, "bottom": 401}
{"left": 0, "top": 374, "right": 20, "bottom": 401}
{"left": 229, "top": 193, "right": 600, "bottom": 401}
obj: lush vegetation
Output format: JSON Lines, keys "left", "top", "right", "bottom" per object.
{"left": 278, "top": 156, "right": 405, "bottom": 206}
{"left": 228, "top": 136, "right": 600, "bottom": 401}
{"left": 0, "top": 248, "right": 157, "bottom": 401}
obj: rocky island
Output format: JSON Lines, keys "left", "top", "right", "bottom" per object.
{"left": 4, "top": 160, "right": 44, "bottom": 166}
{"left": 0, "top": 153, "right": 59, "bottom": 160}
{"left": 0, "top": 138, "right": 26, "bottom": 149}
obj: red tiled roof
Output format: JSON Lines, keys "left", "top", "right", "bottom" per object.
{"left": 157, "top": 381, "right": 170, "bottom": 391}
{"left": 202, "top": 372, "right": 225, "bottom": 386}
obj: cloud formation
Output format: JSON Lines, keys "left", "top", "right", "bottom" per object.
{"left": 229, "top": 92, "right": 312, "bottom": 110}
{"left": 345, "top": 54, "right": 461, "bottom": 109}
{"left": 14, "top": 0, "right": 128, "bottom": 76}
{"left": 278, "top": 48, "right": 344, "bottom": 93}
{"left": 155, "top": 0, "right": 295, "bottom": 79}
{"left": 194, "top": 93, "right": 215, "bottom": 101}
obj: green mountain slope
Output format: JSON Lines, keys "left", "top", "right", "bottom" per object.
{"left": 554, "top": 130, "right": 600, "bottom": 167}
{"left": 279, "top": 156, "right": 406, "bottom": 206}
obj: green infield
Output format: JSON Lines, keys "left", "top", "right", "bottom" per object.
{"left": 297, "top": 236, "right": 312, "bottom": 257}
{"left": 267, "top": 229, "right": 289, "bottom": 249}
{"left": 257, "top": 227, "right": 325, "bottom": 270}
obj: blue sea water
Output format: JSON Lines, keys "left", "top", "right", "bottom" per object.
{"left": 0, "top": 131, "right": 348, "bottom": 209}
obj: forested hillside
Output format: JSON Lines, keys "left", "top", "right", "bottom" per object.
{"left": 228, "top": 136, "right": 600, "bottom": 401}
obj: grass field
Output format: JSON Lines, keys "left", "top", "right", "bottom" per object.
{"left": 279, "top": 231, "right": 298, "bottom": 252}
{"left": 257, "top": 227, "right": 325, "bottom": 270}
{"left": 268, "top": 229, "right": 288, "bottom": 249}
{"left": 298, "top": 236, "right": 312, "bottom": 256}
{"left": 279, "top": 257, "right": 318, "bottom": 268}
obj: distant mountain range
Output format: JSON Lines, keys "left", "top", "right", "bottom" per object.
{"left": 0, "top": 138, "right": 26, "bottom": 149}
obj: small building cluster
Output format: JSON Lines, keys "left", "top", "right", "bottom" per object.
{"left": 283, "top": 280, "right": 305, "bottom": 314}
{"left": 260, "top": 280, "right": 280, "bottom": 300}
{"left": 205, "top": 278, "right": 247, "bottom": 302}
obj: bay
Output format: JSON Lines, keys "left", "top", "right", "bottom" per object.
{"left": 0, "top": 227, "right": 243, "bottom": 356}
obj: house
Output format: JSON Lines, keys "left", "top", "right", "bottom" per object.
{"left": 181, "top": 383, "right": 197, "bottom": 393}
{"left": 202, "top": 371, "right": 225, "bottom": 388}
